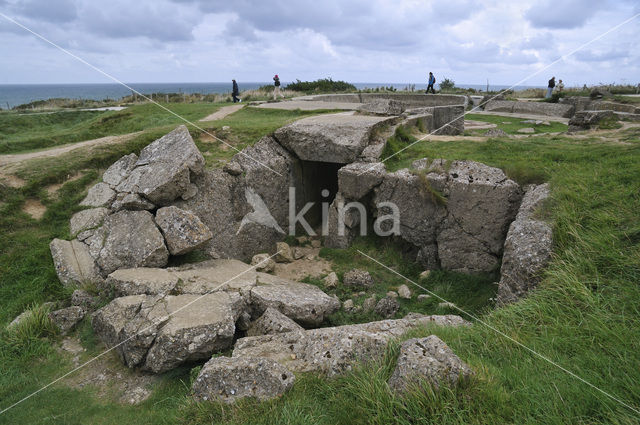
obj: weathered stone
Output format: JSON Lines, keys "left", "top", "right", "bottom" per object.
{"left": 80, "top": 183, "right": 116, "bottom": 208}
{"left": 103, "top": 153, "right": 138, "bottom": 187}
{"left": 386, "top": 291, "right": 398, "bottom": 299}
{"left": 93, "top": 292, "right": 245, "bottom": 373}
{"left": 388, "top": 336, "right": 473, "bottom": 392}
{"left": 343, "top": 269, "right": 374, "bottom": 288}
{"left": 50, "top": 238, "right": 103, "bottom": 287}
{"left": 497, "top": 184, "right": 553, "bottom": 305}
{"left": 107, "top": 268, "right": 179, "bottom": 296}
{"left": 70, "top": 208, "right": 109, "bottom": 236}
{"left": 438, "top": 302, "right": 456, "bottom": 309}
{"left": 484, "top": 100, "right": 574, "bottom": 118}
{"left": 568, "top": 110, "right": 616, "bottom": 132}
{"left": 111, "top": 193, "right": 155, "bottom": 211}
{"left": 96, "top": 210, "right": 169, "bottom": 275}
{"left": 49, "top": 306, "right": 86, "bottom": 334}
{"left": 362, "top": 296, "right": 377, "bottom": 312}
{"left": 71, "top": 289, "right": 97, "bottom": 309}
{"left": 342, "top": 299, "right": 354, "bottom": 311}
{"left": 292, "top": 247, "right": 305, "bottom": 260}
{"left": 398, "top": 284, "right": 412, "bottom": 299}
{"left": 246, "top": 307, "right": 304, "bottom": 337}
{"left": 484, "top": 128, "right": 508, "bottom": 137}
{"left": 181, "top": 183, "right": 198, "bottom": 200}
{"left": 375, "top": 297, "right": 399, "bottom": 318}
{"left": 417, "top": 294, "right": 431, "bottom": 301}
{"left": 192, "top": 356, "right": 295, "bottom": 403}
{"left": 251, "top": 253, "right": 276, "bottom": 273}
{"left": 223, "top": 160, "right": 243, "bottom": 176}
{"left": 116, "top": 126, "right": 205, "bottom": 205}
{"left": 233, "top": 315, "right": 469, "bottom": 377}
{"left": 274, "top": 113, "right": 394, "bottom": 163}
{"left": 357, "top": 99, "right": 405, "bottom": 116}
{"left": 517, "top": 127, "right": 535, "bottom": 134}
{"left": 155, "top": 206, "right": 213, "bottom": 256}
{"left": 419, "top": 270, "right": 431, "bottom": 280}
{"left": 248, "top": 274, "right": 340, "bottom": 327}
{"left": 323, "top": 272, "right": 339, "bottom": 289}
{"left": 274, "top": 242, "right": 294, "bottom": 263}
{"left": 337, "top": 162, "right": 386, "bottom": 200}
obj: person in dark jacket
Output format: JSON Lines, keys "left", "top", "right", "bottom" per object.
{"left": 426, "top": 72, "right": 436, "bottom": 94}
{"left": 273, "top": 74, "right": 284, "bottom": 100}
{"left": 546, "top": 77, "right": 556, "bottom": 98}
{"left": 232, "top": 79, "right": 240, "bottom": 103}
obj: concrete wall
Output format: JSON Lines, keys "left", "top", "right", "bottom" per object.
{"left": 308, "top": 93, "right": 466, "bottom": 108}
{"left": 484, "top": 100, "right": 575, "bottom": 118}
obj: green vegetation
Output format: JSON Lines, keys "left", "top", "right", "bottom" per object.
{"left": 1, "top": 103, "right": 639, "bottom": 424}
{"left": 438, "top": 77, "right": 456, "bottom": 91}
{"left": 286, "top": 78, "right": 357, "bottom": 93}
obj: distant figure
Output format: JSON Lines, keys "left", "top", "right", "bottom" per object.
{"left": 546, "top": 77, "right": 556, "bottom": 98}
{"left": 232, "top": 79, "right": 240, "bottom": 103}
{"left": 556, "top": 79, "right": 565, "bottom": 92}
{"left": 426, "top": 72, "right": 436, "bottom": 94}
{"left": 273, "top": 74, "right": 284, "bottom": 100}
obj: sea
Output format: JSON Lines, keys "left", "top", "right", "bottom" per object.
{"left": 0, "top": 82, "right": 545, "bottom": 109}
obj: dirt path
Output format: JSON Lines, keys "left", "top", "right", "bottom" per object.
{"left": 0, "top": 132, "right": 144, "bottom": 169}
{"left": 199, "top": 104, "right": 244, "bottom": 121}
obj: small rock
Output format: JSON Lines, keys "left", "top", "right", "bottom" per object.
{"left": 343, "top": 269, "right": 374, "bottom": 288}
{"left": 388, "top": 335, "right": 473, "bottom": 392}
{"left": 274, "top": 242, "right": 294, "bottom": 263}
{"left": 517, "top": 127, "right": 535, "bottom": 134}
{"left": 306, "top": 254, "right": 316, "bottom": 260}
{"left": 362, "top": 296, "right": 377, "bottom": 312}
{"left": 374, "top": 297, "right": 399, "bottom": 318}
{"left": 251, "top": 253, "right": 276, "bottom": 273}
{"left": 438, "top": 302, "right": 457, "bottom": 310}
{"left": 222, "top": 125, "right": 231, "bottom": 131}
{"left": 484, "top": 128, "right": 508, "bottom": 137}
{"left": 310, "top": 240, "right": 322, "bottom": 248}
{"left": 296, "top": 236, "right": 309, "bottom": 245}
{"left": 397, "top": 284, "right": 412, "bottom": 299}
{"left": 356, "top": 291, "right": 366, "bottom": 297}
{"left": 192, "top": 356, "right": 295, "bottom": 404}
{"left": 417, "top": 294, "right": 431, "bottom": 301}
{"left": 246, "top": 307, "right": 303, "bottom": 337}
{"left": 49, "top": 306, "right": 85, "bottom": 335}
{"left": 386, "top": 291, "right": 398, "bottom": 299}
{"left": 236, "top": 311, "right": 252, "bottom": 331}
{"left": 419, "top": 270, "right": 431, "bottom": 280}
{"left": 343, "top": 299, "right": 354, "bottom": 312}
{"left": 223, "top": 161, "right": 243, "bottom": 176}
{"left": 292, "top": 247, "right": 305, "bottom": 260}
{"left": 324, "top": 272, "right": 339, "bottom": 289}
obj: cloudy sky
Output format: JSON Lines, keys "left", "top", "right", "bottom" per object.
{"left": 0, "top": 0, "right": 639, "bottom": 87}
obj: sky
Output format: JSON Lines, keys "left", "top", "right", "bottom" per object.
{"left": 0, "top": 0, "right": 639, "bottom": 87}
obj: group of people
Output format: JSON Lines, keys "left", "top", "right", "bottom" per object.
{"left": 231, "top": 74, "right": 285, "bottom": 103}
{"left": 546, "top": 76, "right": 565, "bottom": 98}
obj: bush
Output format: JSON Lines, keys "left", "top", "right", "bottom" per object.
{"left": 285, "top": 78, "right": 356, "bottom": 93}
{"left": 439, "top": 77, "right": 455, "bottom": 91}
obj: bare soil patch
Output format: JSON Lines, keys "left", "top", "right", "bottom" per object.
{"left": 22, "top": 199, "right": 46, "bottom": 220}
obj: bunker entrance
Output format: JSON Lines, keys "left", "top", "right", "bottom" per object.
{"left": 298, "top": 160, "right": 343, "bottom": 229}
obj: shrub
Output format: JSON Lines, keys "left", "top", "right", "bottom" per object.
{"left": 439, "top": 77, "right": 456, "bottom": 91}
{"left": 285, "top": 78, "right": 356, "bottom": 93}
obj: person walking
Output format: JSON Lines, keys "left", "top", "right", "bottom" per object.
{"left": 273, "top": 74, "right": 284, "bottom": 100}
{"left": 546, "top": 77, "right": 556, "bottom": 98}
{"left": 232, "top": 79, "right": 240, "bottom": 103}
{"left": 426, "top": 72, "right": 436, "bottom": 94}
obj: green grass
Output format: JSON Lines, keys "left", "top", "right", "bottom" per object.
{"left": 1, "top": 105, "right": 640, "bottom": 423}
{"left": 0, "top": 103, "right": 223, "bottom": 154}
{"left": 464, "top": 113, "right": 568, "bottom": 135}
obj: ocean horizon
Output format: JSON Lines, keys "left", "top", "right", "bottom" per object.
{"left": 0, "top": 82, "right": 546, "bottom": 109}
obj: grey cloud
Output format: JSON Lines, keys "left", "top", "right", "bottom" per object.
{"left": 575, "top": 48, "right": 630, "bottom": 62}
{"left": 520, "top": 32, "right": 555, "bottom": 50}
{"left": 13, "top": 0, "right": 78, "bottom": 23}
{"left": 525, "top": 0, "right": 602, "bottom": 29}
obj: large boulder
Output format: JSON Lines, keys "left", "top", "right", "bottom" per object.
{"left": 568, "top": 110, "right": 616, "bottom": 132}
{"left": 50, "top": 238, "right": 103, "bottom": 287}
{"left": 92, "top": 292, "right": 245, "bottom": 373}
{"left": 192, "top": 356, "right": 295, "bottom": 403}
{"left": 497, "top": 184, "right": 553, "bottom": 305}
{"left": 79, "top": 183, "right": 116, "bottom": 208}
{"left": 95, "top": 210, "right": 169, "bottom": 275}
{"left": 274, "top": 113, "right": 395, "bottom": 164}
{"left": 388, "top": 335, "right": 473, "bottom": 392}
{"left": 70, "top": 207, "right": 109, "bottom": 236}
{"left": 247, "top": 274, "right": 340, "bottom": 327}
{"left": 116, "top": 126, "right": 205, "bottom": 205}
{"left": 103, "top": 153, "right": 138, "bottom": 187}
{"left": 246, "top": 307, "right": 304, "bottom": 337}
{"left": 108, "top": 268, "right": 179, "bottom": 296}
{"left": 49, "top": 306, "right": 86, "bottom": 335}
{"left": 155, "top": 206, "right": 213, "bottom": 256}
{"left": 232, "top": 315, "right": 469, "bottom": 377}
